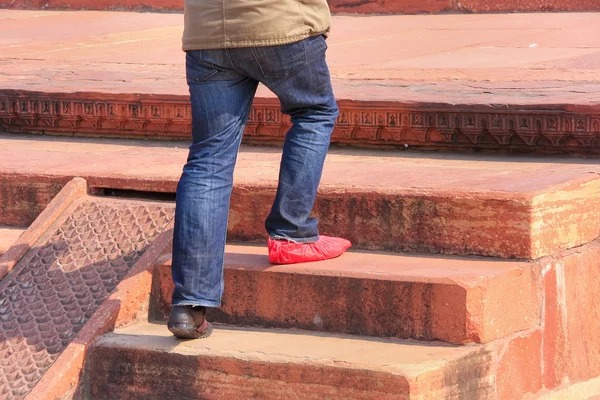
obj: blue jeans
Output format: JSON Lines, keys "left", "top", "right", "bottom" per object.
{"left": 171, "top": 35, "right": 339, "bottom": 307}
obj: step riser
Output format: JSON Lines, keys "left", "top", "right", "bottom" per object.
{"left": 228, "top": 184, "right": 600, "bottom": 259}
{"left": 231, "top": 189, "right": 534, "bottom": 258}
{"left": 3, "top": 93, "right": 600, "bottom": 155}
{"left": 85, "top": 347, "right": 412, "bottom": 400}
{"left": 151, "top": 261, "right": 539, "bottom": 344}
{"left": 1, "top": 175, "right": 530, "bottom": 258}
{"left": 0, "top": 174, "right": 67, "bottom": 226}
{"left": 84, "top": 343, "right": 496, "bottom": 400}
{"left": 2, "top": 0, "right": 599, "bottom": 13}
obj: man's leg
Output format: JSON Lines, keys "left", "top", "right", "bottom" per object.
{"left": 169, "top": 50, "right": 258, "bottom": 338}
{"left": 249, "top": 35, "right": 351, "bottom": 263}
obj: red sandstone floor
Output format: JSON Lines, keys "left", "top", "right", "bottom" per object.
{"left": 0, "top": 10, "right": 599, "bottom": 105}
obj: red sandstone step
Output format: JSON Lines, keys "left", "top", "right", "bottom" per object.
{"left": 6, "top": 135, "right": 600, "bottom": 259}
{"left": 151, "top": 245, "right": 538, "bottom": 344}
{"left": 86, "top": 322, "right": 496, "bottom": 399}
{"left": 2, "top": 135, "right": 600, "bottom": 259}
{"left": 0, "top": 225, "right": 24, "bottom": 257}
{"left": 1, "top": 11, "right": 600, "bottom": 154}
{"left": 2, "top": 0, "right": 599, "bottom": 13}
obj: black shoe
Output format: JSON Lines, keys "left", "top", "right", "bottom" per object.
{"left": 167, "top": 305, "right": 213, "bottom": 339}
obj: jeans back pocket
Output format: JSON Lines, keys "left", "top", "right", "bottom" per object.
{"left": 186, "top": 50, "right": 220, "bottom": 84}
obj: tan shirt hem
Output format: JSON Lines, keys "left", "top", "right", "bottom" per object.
{"left": 182, "top": 31, "right": 329, "bottom": 51}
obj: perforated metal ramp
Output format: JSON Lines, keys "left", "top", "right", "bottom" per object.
{"left": 0, "top": 179, "right": 174, "bottom": 399}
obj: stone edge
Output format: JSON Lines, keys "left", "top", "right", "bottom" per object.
{"left": 1, "top": 90, "right": 600, "bottom": 154}
{"left": 150, "top": 255, "right": 538, "bottom": 344}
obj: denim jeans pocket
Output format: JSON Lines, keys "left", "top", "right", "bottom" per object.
{"left": 307, "top": 34, "right": 327, "bottom": 53}
{"left": 186, "top": 50, "right": 219, "bottom": 84}
{"left": 251, "top": 39, "right": 307, "bottom": 78}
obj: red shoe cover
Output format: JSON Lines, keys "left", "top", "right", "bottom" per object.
{"left": 268, "top": 236, "right": 352, "bottom": 265}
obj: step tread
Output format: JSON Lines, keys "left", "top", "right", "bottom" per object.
{"left": 0, "top": 10, "right": 598, "bottom": 105}
{"left": 219, "top": 244, "right": 526, "bottom": 284}
{"left": 100, "top": 322, "right": 483, "bottom": 376}
{"left": 153, "top": 245, "right": 539, "bottom": 344}
{"left": 1, "top": 134, "right": 598, "bottom": 196}
{"left": 0, "top": 225, "right": 25, "bottom": 256}
{"left": 91, "top": 323, "right": 496, "bottom": 398}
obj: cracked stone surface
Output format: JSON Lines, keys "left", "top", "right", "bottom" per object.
{"left": 0, "top": 197, "right": 173, "bottom": 399}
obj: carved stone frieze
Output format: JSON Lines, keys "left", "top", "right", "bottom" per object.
{"left": 1, "top": 92, "right": 599, "bottom": 153}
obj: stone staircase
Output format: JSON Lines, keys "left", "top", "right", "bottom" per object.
{"left": 0, "top": 136, "right": 599, "bottom": 398}
{"left": 0, "top": 3, "right": 600, "bottom": 400}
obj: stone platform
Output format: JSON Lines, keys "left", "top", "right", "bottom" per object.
{"left": 1, "top": 10, "right": 600, "bottom": 153}
{"left": 1, "top": 0, "right": 600, "bottom": 14}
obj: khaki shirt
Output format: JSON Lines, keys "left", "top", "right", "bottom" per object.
{"left": 183, "top": 0, "right": 331, "bottom": 50}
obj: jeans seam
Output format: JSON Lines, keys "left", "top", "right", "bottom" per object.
{"left": 249, "top": 47, "right": 267, "bottom": 79}
{"left": 226, "top": 48, "right": 242, "bottom": 74}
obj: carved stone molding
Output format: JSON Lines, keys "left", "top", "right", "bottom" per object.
{"left": 1, "top": 91, "right": 599, "bottom": 153}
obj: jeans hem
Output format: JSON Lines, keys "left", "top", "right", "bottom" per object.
{"left": 172, "top": 300, "right": 221, "bottom": 308}
{"left": 269, "top": 234, "right": 319, "bottom": 244}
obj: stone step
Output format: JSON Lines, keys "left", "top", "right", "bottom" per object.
{"left": 151, "top": 245, "right": 538, "bottom": 344}
{"left": 80, "top": 235, "right": 600, "bottom": 400}
{"left": 85, "top": 322, "right": 496, "bottom": 400}
{"left": 2, "top": 10, "right": 599, "bottom": 154}
{"left": 2, "top": 0, "right": 599, "bottom": 13}
{"left": 0, "top": 226, "right": 25, "bottom": 257}
{"left": 3, "top": 134, "right": 600, "bottom": 259}
{"left": 2, "top": 135, "right": 600, "bottom": 259}
{"left": 0, "top": 172, "right": 599, "bottom": 399}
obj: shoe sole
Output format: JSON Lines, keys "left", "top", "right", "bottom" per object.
{"left": 168, "top": 322, "right": 214, "bottom": 339}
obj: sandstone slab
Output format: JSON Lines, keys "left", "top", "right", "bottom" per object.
{"left": 151, "top": 246, "right": 538, "bottom": 344}
{"left": 2, "top": 135, "right": 600, "bottom": 259}
{"left": 0, "top": 226, "right": 25, "bottom": 257}
{"left": 87, "top": 322, "right": 496, "bottom": 400}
